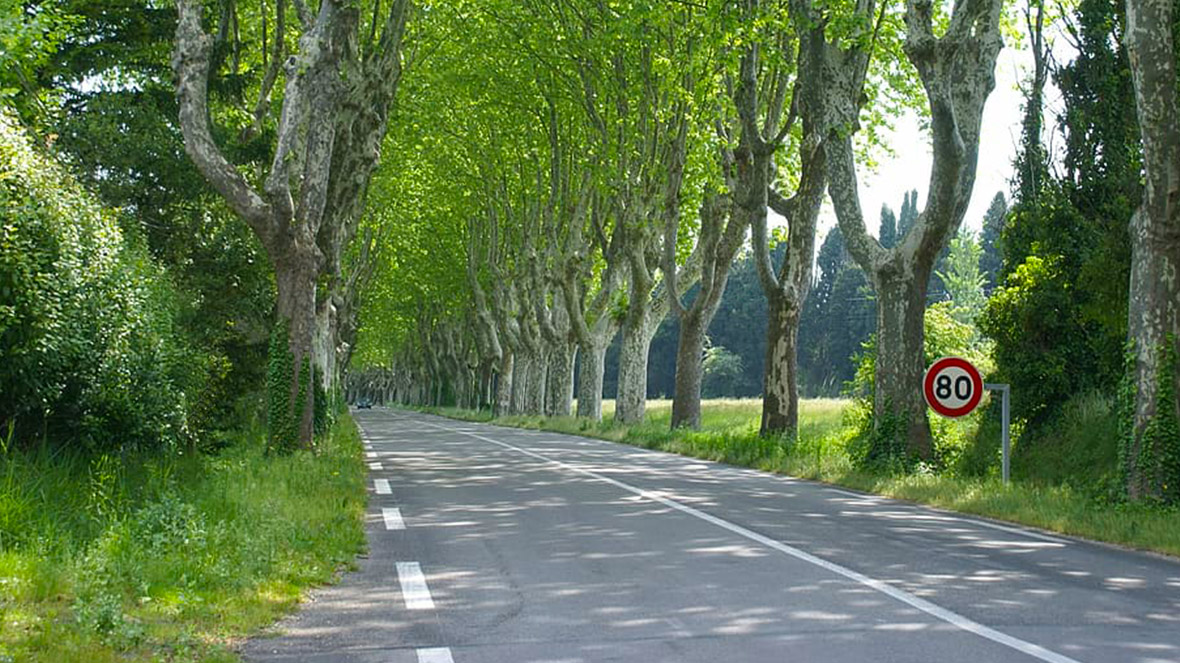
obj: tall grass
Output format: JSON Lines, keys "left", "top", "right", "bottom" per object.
{"left": 0, "top": 415, "right": 366, "bottom": 662}
{"left": 425, "top": 397, "right": 1180, "bottom": 558}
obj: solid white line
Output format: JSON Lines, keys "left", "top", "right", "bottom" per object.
{"left": 428, "top": 421, "right": 1081, "bottom": 663}
{"left": 962, "top": 517, "right": 1068, "bottom": 544}
{"left": 827, "top": 487, "right": 872, "bottom": 498}
{"left": 826, "top": 489, "right": 1067, "bottom": 544}
{"left": 369, "top": 461, "right": 382, "bottom": 471}
{"left": 374, "top": 478, "right": 391, "bottom": 495}
{"left": 396, "top": 561, "right": 436, "bottom": 610}
{"left": 382, "top": 507, "right": 406, "bottom": 530}
{"left": 416, "top": 648, "right": 454, "bottom": 663}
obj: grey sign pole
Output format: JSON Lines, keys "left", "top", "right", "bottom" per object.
{"left": 984, "top": 383, "right": 1011, "bottom": 483}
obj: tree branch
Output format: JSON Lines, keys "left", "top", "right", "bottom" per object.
{"left": 173, "top": 0, "right": 276, "bottom": 248}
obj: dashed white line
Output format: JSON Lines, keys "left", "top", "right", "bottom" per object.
{"left": 416, "top": 647, "right": 454, "bottom": 663}
{"left": 396, "top": 562, "right": 436, "bottom": 610}
{"left": 369, "top": 461, "right": 382, "bottom": 471}
{"left": 374, "top": 478, "right": 391, "bottom": 495}
{"left": 382, "top": 507, "right": 406, "bottom": 530}
{"left": 426, "top": 420, "right": 1082, "bottom": 663}
{"left": 366, "top": 451, "right": 377, "bottom": 459}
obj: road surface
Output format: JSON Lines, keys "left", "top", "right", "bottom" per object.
{"left": 242, "top": 408, "right": 1180, "bottom": 663}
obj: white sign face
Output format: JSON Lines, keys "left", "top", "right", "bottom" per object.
{"left": 924, "top": 357, "right": 984, "bottom": 418}
{"left": 931, "top": 365, "right": 976, "bottom": 408}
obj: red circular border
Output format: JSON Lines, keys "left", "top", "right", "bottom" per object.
{"left": 923, "top": 357, "right": 983, "bottom": 418}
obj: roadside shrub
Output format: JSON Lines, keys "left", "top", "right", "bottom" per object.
{"left": 0, "top": 111, "right": 189, "bottom": 452}
{"left": 847, "top": 303, "right": 993, "bottom": 471}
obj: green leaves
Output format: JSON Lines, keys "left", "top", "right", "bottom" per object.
{"left": 0, "top": 111, "right": 189, "bottom": 452}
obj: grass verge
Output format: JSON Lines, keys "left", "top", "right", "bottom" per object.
{"left": 0, "top": 414, "right": 367, "bottom": 662}
{"left": 423, "top": 399, "right": 1180, "bottom": 559}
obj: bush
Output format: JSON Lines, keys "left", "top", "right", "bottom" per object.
{"left": 0, "top": 111, "right": 190, "bottom": 452}
{"left": 847, "top": 302, "right": 993, "bottom": 471}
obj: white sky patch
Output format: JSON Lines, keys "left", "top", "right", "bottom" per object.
{"left": 771, "top": 34, "right": 1076, "bottom": 245}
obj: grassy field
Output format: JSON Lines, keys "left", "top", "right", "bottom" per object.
{"left": 0, "top": 415, "right": 367, "bottom": 662}
{"left": 427, "top": 398, "right": 1180, "bottom": 558}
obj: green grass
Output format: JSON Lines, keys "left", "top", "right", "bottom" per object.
{"left": 424, "top": 398, "right": 1180, "bottom": 558}
{"left": 0, "top": 415, "right": 367, "bottom": 662}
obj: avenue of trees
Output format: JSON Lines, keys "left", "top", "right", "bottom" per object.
{"left": 0, "top": 0, "right": 1177, "bottom": 504}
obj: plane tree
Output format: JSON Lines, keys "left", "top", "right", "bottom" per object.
{"left": 173, "top": 0, "right": 410, "bottom": 449}
{"left": 1123, "top": 0, "right": 1180, "bottom": 501}
{"left": 825, "top": 0, "right": 1005, "bottom": 460}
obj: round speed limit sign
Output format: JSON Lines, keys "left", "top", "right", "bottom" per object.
{"left": 923, "top": 357, "right": 983, "bottom": 418}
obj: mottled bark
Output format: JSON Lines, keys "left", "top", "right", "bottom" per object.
{"left": 761, "top": 297, "right": 802, "bottom": 436}
{"left": 524, "top": 348, "right": 547, "bottom": 415}
{"left": 671, "top": 312, "right": 708, "bottom": 429}
{"left": 1124, "top": 0, "right": 1180, "bottom": 500}
{"left": 615, "top": 312, "right": 654, "bottom": 424}
{"left": 313, "top": 295, "right": 336, "bottom": 390}
{"left": 495, "top": 351, "right": 514, "bottom": 416}
{"left": 510, "top": 351, "right": 526, "bottom": 414}
{"left": 274, "top": 254, "right": 318, "bottom": 443}
{"left": 876, "top": 271, "right": 935, "bottom": 457}
{"left": 577, "top": 341, "right": 609, "bottom": 420}
{"left": 546, "top": 342, "right": 576, "bottom": 417}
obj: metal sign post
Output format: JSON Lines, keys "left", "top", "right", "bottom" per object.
{"left": 984, "top": 383, "right": 1011, "bottom": 484}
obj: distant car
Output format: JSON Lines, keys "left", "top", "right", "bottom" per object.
{"left": 355, "top": 397, "right": 373, "bottom": 409}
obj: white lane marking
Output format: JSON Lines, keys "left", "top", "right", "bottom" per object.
{"left": 827, "top": 488, "right": 870, "bottom": 498}
{"left": 417, "top": 648, "right": 454, "bottom": 663}
{"left": 382, "top": 507, "right": 406, "bottom": 530}
{"left": 366, "top": 451, "right": 377, "bottom": 459}
{"left": 374, "top": 478, "right": 391, "bottom": 495}
{"left": 426, "top": 421, "right": 1081, "bottom": 663}
{"left": 369, "top": 461, "right": 383, "bottom": 471}
{"left": 963, "top": 518, "right": 1068, "bottom": 545}
{"left": 396, "top": 562, "right": 436, "bottom": 610}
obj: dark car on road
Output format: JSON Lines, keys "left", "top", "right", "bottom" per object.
{"left": 355, "top": 397, "right": 372, "bottom": 409}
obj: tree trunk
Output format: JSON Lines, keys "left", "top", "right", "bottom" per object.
{"left": 495, "top": 351, "right": 513, "bottom": 416}
{"left": 524, "top": 348, "right": 546, "bottom": 415}
{"left": 615, "top": 313, "right": 654, "bottom": 424}
{"left": 671, "top": 312, "right": 708, "bottom": 429}
{"left": 1124, "top": 0, "right": 1180, "bottom": 502}
{"left": 546, "top": 341, "right": 576, "bottom": 416}
{"left": 872, "top": 272, "right": 933, "bottom": 460}
{"left": 313, "top": 295, "right": 336, "bottom": 392}
{"left": 271, "top": 251, "right": 318, "bottom": 449}
{"left": 510, "top": 352, "right": 527, "bottom": 414}
{"left": 760, "top": 295, "right": 801, "bottom": 437}
{"left": 577, "top": 341, "right": 608, "bottom": 421}
{"left": 1125, "top": 212, "right": 1180, "bottom": 499}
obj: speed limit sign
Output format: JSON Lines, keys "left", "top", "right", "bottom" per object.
{"left": 924, "top": 357, "right": 984, "bottom": 417}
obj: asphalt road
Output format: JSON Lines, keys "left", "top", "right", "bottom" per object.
{"left": 242, "top": 408, "right": 1180, "bottom": 663}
